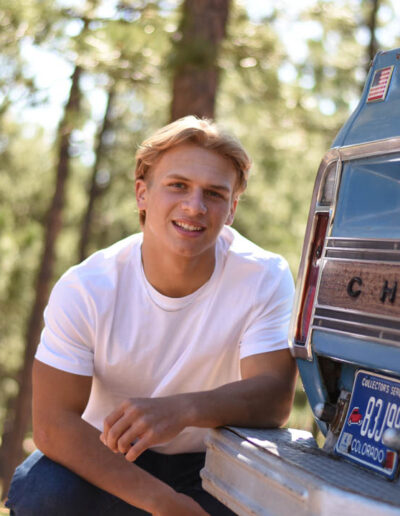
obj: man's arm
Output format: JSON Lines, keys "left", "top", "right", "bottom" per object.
{"left": 102, "top": 348, "right": 297, "bottom": 461}
{"left": 32, "top": 359, "right": 208, "bottom": 516}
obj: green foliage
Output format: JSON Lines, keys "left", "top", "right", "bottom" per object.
{"left": 0, "top": 120, "right": 53, "bottom": 424}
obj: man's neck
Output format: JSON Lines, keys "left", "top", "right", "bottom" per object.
{"left": 141, "top": 240, "right": 216, "bottom": 298}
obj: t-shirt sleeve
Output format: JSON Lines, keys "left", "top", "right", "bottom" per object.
{"left": 35, "top": 271, "right": 95, "bottom": 376}
{"left": 239, "top": 259, "right": 295, "bottom": 359}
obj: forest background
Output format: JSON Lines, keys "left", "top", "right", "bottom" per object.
{"left": 0, "top": 0, "right": 399, "bottom": 503}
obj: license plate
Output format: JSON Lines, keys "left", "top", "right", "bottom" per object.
{"left": 335, "top": 370, "right": 400, "bottom": 479}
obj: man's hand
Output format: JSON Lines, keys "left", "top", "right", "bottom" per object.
{"left": 100, "top": 395, "right": 190, "bottom": 461}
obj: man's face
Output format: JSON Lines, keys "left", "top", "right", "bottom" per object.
{"left": 136, "top": 142, "right": 238, "bottom": 260}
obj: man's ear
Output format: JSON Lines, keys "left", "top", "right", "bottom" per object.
{"left": 135, "top": 179, "right": 148, "bottom": 210}
{"left": 225, "top": 197, "right": 238, "bottom": 226}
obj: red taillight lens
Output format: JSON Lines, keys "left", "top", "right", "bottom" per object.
{"left": 295, "top": 212, "right": 329, "bottom": 344}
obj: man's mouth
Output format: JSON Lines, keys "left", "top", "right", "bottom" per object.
{"left": 173, "top": 220, "right": 205, "bottom": 232}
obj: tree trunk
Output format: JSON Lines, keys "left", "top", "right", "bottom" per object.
{"left": 78, "top": 86, "right": 115, "bottom": 262}
{"left": 366, "top": 0, "right": 379, "bottom": 72}
{"left": 170, "top": 0, "right": 230, "bottom": 121}
{"left": 0, "top": 65, "right": 82, "bottom": 499}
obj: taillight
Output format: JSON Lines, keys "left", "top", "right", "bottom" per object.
{"left": 289, "top": 156, "right": 340, "bottom": 357}
{"left": 295, "top": 212, "right": 329, "bottom": 344}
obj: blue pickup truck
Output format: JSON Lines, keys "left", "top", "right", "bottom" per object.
{"left": 202, "top": 48, "right": 400, "bottom": 516}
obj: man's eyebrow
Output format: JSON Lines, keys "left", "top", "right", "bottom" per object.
{"left": 166, "top": 173, "right": 231, "bottom": 193}
{"left": 208, "top": 184, "right": 231, "bottom": 193}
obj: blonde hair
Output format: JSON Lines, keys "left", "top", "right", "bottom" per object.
{"left": 135, "top": 116, "right": 251, "bottom": 225}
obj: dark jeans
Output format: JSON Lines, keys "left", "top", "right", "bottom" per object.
{"left": 5, "top": 449, "right": 235, "bottom": 515}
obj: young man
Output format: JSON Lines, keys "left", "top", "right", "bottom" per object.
{"left": 6, "top": 117, "right": 297, "bottom": 515}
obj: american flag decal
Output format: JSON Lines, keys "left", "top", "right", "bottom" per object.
{"left": 367, "top": 66, "right": 394, "bottom": 103}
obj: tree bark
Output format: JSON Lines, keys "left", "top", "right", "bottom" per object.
{"left": 0, "top": 64, "right": 82, "bottom": 499}
{"left": 170, "top": 0, "right": 230, "bottom": 121}
{"left": 78, "top": 86, "right": 115, "bottom": 262}
{"left": 366, "top": 0, "right": 379, "bottom": 72}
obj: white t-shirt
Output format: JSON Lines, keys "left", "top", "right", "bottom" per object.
{"left": 35, "top": 226, "right": 294, "bottom": 453}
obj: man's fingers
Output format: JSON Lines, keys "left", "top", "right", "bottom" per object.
{"left": 124, "top": 433, "right": 153, "bottom": 462}
{"left": 103, "top": 404, "right": 125, "bottom": 439}
{"left": 106, "top": 416, "right": 134, "bottom": 452}
{"left": 116, "top": 421, "right": 147, "bottom": 454}
{"left": 102, "top": 402, "right": 135, "bottom": 451}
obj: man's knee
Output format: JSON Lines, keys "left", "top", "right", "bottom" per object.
{"left": 5, "top": 450, "right": 113, "bottom": 516}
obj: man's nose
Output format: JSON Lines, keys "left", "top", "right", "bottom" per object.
{"left": 181, "top": 189, "right": 207, "bottom": 215}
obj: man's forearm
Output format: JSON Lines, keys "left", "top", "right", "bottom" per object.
{"left": 183, "top": 373, "right": 296, "bottom": 430}
{"left": 33, "top": 412, "right": 175, "bottom": 513}
{"left": 102, "top": 366, "right": 297, "bottom": 463}
{"left": 102, "top": 349, "right": 297, "bottom": 463}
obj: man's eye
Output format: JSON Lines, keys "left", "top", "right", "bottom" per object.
{"left": 170, "top": 182, "right": 185, "bottom": 189}
{"left": 206, "top": 190, "right": 223, "bottom": 199}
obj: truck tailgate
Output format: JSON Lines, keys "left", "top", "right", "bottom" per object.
{"left": 201, "top": 427, "right": 400, "bottom": 516}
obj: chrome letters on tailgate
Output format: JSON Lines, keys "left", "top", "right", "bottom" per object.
{"left": 313, "top": 238, "right": 400, "bottom": 346}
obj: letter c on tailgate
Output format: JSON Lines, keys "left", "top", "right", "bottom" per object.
{"left": 347, "top": 277, "right": 363, "bottom": 298}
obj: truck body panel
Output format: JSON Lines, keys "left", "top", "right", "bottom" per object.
{"left": 334, "top": 49, "right": 400, "bottom": 147}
